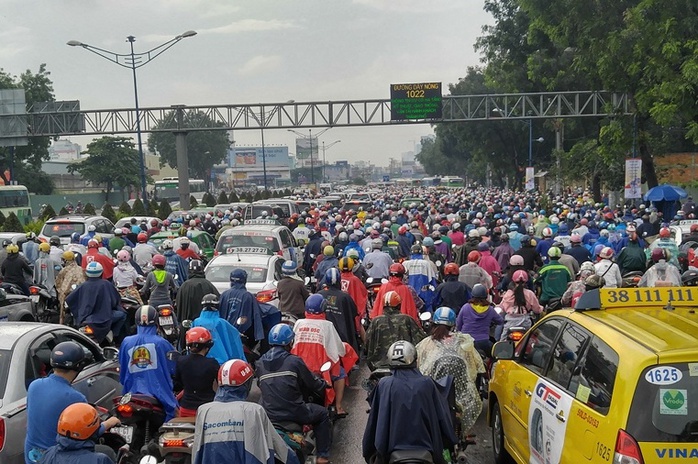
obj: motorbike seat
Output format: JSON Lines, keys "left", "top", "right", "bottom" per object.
{"left": 389, "top": 449, "right": 434, "bottom": 463}
{"left": 166, "top": 417, "right": 197, "bottom": 424}
{"left": 272, "top": 421, "right": 304, "bottom": 433}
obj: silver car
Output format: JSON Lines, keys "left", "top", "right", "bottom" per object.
{"left": 0, "top": 323, "right": 122, "bottom": 463}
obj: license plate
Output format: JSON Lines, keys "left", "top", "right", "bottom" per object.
{"left": 159, "top": 316, "right": 173, "bottom": 326}
{"left": 113, "top": 425, "right": 133, "bottom": 444}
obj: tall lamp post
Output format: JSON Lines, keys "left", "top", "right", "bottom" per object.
{"left": 287, "top": 128, "right": 329, "bottom": 186}
{"left": 67, "top": 31, "right": 197, "bottom": 210}
{"left": 322, "top": 140, "right": 341, "bottom": 182}
{"left": 527, "top": 117, "right": 544, "bottom": 190}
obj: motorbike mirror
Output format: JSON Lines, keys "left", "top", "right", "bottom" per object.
{"left": 71, "top": 284, "right": 78, "bottom": 290}
{"left": 166, "top": 350, "right": 181, "bottom": 362}
{"left": 139, "top": 457, "right": 158, "bottom": 464}
{"left": 236, "top": 316, "right": 248, "bottom": 326}
{"left": 182, "top": 319, "right": 192, "bottom": 329}
{"left": 304, "top": 277, "right": 310, "bottom": 285}
{"left": 102, "top": 346, "right": 119, "bottom": 361}
{"left": 380, "top": 278, "right": 388, "bottom": 284}
{"left": 419, "top": 312, "right": 432, "bottom": 322}
{"left": 435, "top": 260, "right": 442, "bottom": 267}
{"left": 492, "top": 341, "right": 515, "bottom": 360}
{"left": 320, "top": 361, "right": 332, "bottom": 373}
{"left": 494, "top": 306, "right": 503, "bottom": 315}
{"left": 366, "top": 277, "right": 374, "bottom": 284}
{"left": 360, "top": 318, "right": 366, "bottom": 326}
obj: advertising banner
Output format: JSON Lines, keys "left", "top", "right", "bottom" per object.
{"left": 228, "top": 146, "right": 290, "bottom": 168}
{"left": 295, "top": 137, "right": 316, "bottom": 160}
{"left": 624, "top": 158, "right": 642, "bottom": 199}
{"left": 525, "top": 167, "right": 535, "bottom": 191}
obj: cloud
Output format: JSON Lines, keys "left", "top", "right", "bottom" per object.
{"left": 199, "top": 19, "right": 299, "bottom": 35}
{"left": 352, "top": 0, "right": 463, "bottom": 13}
{"left": 237, "top": 55, "right": 282, "bottom": 76}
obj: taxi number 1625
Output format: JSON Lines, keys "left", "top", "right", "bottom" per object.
{"left": 596, "top": 442, "right": 611, "bottom": 461}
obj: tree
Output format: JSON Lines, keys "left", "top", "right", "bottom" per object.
{"left": 118, "top": 201, "right": 132, "bottom": 215}
{"left": 229, "top": 191, "right": 240, "bottom": 202}
{"left": 132, "top": 198, "right": 146, "bottom": 215}
{"left": 203, "top": 192, "right": 216, "bottom": 207}
{"left": 3, "top": 213, "right": 23, "bottom": 232}
{"left": 101, "top": 203, "right": 117, "bottom": 224}
{"left": 0, "top": 64, "right": 55, "bottom": 190}
{"left": 39, "top": 204, "right": 56, "bottom": 221}
{"left": 83, "top": 203, "right": 96, "bottom": 215}
{"left": 58, "top": 207, "right": 69, "bottom": 216}
{"left": 149, "top": 199, "right": 160, "bottom": 214}
{"left": 217, "top": 191, "right": 229, "bottom": 204}
{"left": 158, "top": 200, "right": 172, "bottom": 220}
{"left": 189, "top": 196, "right": 198, "bottom": 208}
{"left": 148, "top": 110, "right": 229, "bottom": 189}
{"left": 68, "top": 137, "right": 148, "bottom": 202}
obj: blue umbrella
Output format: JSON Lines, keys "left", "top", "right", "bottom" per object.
{"left": 643, "top": 184, "right": 688, "bottom": 202}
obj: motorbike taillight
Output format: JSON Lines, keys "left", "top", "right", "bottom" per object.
{"left": 116, "top": 404, "right": 133, "bottom": 418}
{"left": 29, "top": 286, "right": 40, "bottom": 295}
{"left": 159, "top": 308, "right": 172, "bottom": 316}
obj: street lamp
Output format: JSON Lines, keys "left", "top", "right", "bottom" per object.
{"left": 287, "top": 128, "right": 329, "bottom": 185}
{"left": 68, "top": 31, "right": 197, "bottom": 211}
{"left": 528, "top": 118, "right": 544, "bottom": 167}
{"left": 322, "top": 140, "right": 341, "bottom": 182}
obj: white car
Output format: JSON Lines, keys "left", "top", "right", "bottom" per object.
{"left": 215, "top": 220, "right": 302, "bottom": 265}
{"left": 204, "top": 250, "right": 284, "bottom": 306}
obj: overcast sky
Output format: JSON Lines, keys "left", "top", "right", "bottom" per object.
{"left": 1, "top": 0, "right": 493, "bottom": 165}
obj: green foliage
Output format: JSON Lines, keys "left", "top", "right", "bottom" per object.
{"left": 261, "top": 190, "right": 271, "bottom": 199}
{"left": 132, "top": 198, "right": 146, "bottom": 215}
{"left": 83, "top": 203, "right": 96, "bottom": 215}
{"left": 158, "top": 200, "right": 172, "bottom": 220}
{"left": 149, "top": 199, "right": 159, "bottom": 214}
{"left": 0, "top": 64, "right": 55, "bottom": 188}
{"left": 253, "top": 191, "right": 262, "bottom": 201}
{"left": 148, "top": 110, "right": 229, "bottom": 185}
{"left": 3, "top": 213, "right": 23, "bottom": 232}
{"left": 118, "top": 201, "right": 132, "bottom": 215}
{"left": 58, "top": 207, "right": 69, "bottom": 216}
{"left": 101, "top": 203, "right": 117, "bottom": 224}
{"left": 0, "top": 211, "right": 6, "bottom": 228}
{"left": 24, "top": 219, "right": 44, "bottom": 235}
{"left": 68, "top": 136, "right": 149, "bottom": 201}
{"left": 284, "top": 189, "right": 292, "bottom": 196}
{"left": 189, "top": 196, "right": 198, "bottom": 208}
{"left": 217, "top": 191, "right": 229, "bottom": 204}
{"left": 203, "top": 192, "right": 216, "bottom": 207}
{"left": 39, "top": 204, "right": 56, "bottom": 221}
{"left": 229, "top": 191, "right": 240, "bottom": 202}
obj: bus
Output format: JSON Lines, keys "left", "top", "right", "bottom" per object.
{"left": 154, "top": 178, "right": 206, "bottom": 204}
{"left": 0, "top": 185, "right": 32, "bottom": 224}
{"left": 442, "top": 176, "right": 465, "bottom": 188}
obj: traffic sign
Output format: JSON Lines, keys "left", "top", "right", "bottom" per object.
{"left": 390, "top": 82, "right": 442, "bottom": 121}
{"left": 383, "top": 175, "right": 390, "bottom": 182}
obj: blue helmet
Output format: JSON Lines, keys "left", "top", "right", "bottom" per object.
{"left": 50, "top": 341, "right": 90, "bottom": 371}
{"left": 305, "top": 294, "right": 326, "bottom": 314}
{"left": 268, "top": 323, "right": 294, "bottom": 346}
{"left": 432, "top": 307, "right": 456, "bottom": 327}
{"left": 325, "top": 268, "right": 341, "bottom": 287}
{"left": 282, "top": 261, "right": 298, "bottom": 275}
{"left": 230, "top": 269, "right": 248, "bottom": 285}
{"left": 85, "top": 261, "right": 103, "bottom": 278}
{"left": 70, "top": 232, "right": 81, "bottom": 244}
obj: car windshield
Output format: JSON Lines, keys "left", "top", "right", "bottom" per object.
{"left": 0, "top": 349, "right": 11, "bottom": 398}
{"left": 43, "top": 222, "right": 85, "bottom": 237}
{"left": 205, "top": 264, "right": 267, "bottom": 283}
{"left": 626, "top": 363, "right": 698, "bottom": 443}
{"left": 216, "top": 232, "right": 280, "bottom": 253}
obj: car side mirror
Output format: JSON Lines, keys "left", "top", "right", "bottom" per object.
{"left": 492, "top": 341, "right": 515, "bottom": 360}
{"left": 102, "top": 346, "right": 119, "bottom": 361}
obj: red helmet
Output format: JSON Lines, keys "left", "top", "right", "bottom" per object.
{"left": 398, "top": 226, "right": 407, "bottom": 235}
{"left": 218, "top": 359, "right": 254, "bottom": 387}
{"left": 512, "top": 269, "right": 529, "bottom": 283}
{"left": 467, "top": 250, "right": 481, "bottom": 263}
{"left": 383, "top": 290, "right": 402, "bottom": 308}
{"left": 659, "top": 227, "right": 671, "bottom": 238}
{"left": 389, "top": 263, "right": 405, "bottom": 277}
{"left": 444, "top": 263, "right": 459, "bottom": 276}
{"left": 150, "top": 219, "right": 159, "bottom": 226}
{"left": 152, "top": 254, "right": 166, "bottom": 267}
{"left": 651, "top": 247, "right": 668, "bottom": 262}
{"left": 186, "top": 327, "right": 213, "bottom": 345}
{"left": 691, "top": 224, "right": 698, "bottom": 234}
{"left": 137, "top": 232, "right": 148, "bottom": 243}
{"left": 87, "top": 239, "right": 99, "bottom": 249}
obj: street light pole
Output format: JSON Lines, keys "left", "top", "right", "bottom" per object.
{"left": 322, "top": 140, "right": 341, "bottom": 182}
{"left": 287, "top": 128, "right": 330, "bottom": 187}
{"left": 67, "top": 31, "right": 197, "bottom": 211}
{"left": 260, "top": 109, "right": 268, "bottom": 191}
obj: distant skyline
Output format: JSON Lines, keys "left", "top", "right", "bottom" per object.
{"left": 1, "top": 0, "right": 493, "bottom": 165}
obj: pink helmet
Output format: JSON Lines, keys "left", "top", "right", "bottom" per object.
{"left": 116, "top": 250, "right": 131, "bottom": 262}
{"left": 512, "top": 269, "right": 529, "bottom": 283}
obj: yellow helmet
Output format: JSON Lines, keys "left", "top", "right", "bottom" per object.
{"left": 62, "top": 250, "right": 75, "bottom": 261}
{"left": 39, "top": 242, "right": 51, "bottom": 253}
{"left": 338, "top": 257, "right": 355, "bottom": 272}
{"left": 6, "top": 244, "right": 19, "bottom": 254}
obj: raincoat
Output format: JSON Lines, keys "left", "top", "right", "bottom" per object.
{"left": 434, "top": 277, "right": 471, "bottom": 315}
{"left": 371, "top": 277, "right": 420, "bottom": 323}
{"left": 340, "top": 269, "right": 368, "bottom": 318}
{"left": 164, "top": 249, "right": 188, "bottom": 286}
{"left": 81, "top": 249, "right": 114, "bottom": 280}
{"left": 192, "top": 386, "right": 300, "bottom": 464}
{"left": 119, "top": 324, "right": 177, "bottom": 420}
{"left": 192, "top": 309, "right": 246, "bottom": 365}
{"left": 175, "top": 271, "right": 220, "bottom": 321}
{"left": 65, "top": 277, "right": 121, "bottom": 343}
{"left": 403, "top": 254, "right": 438, "bottom": 312}
{"left": 291, "top": 313, "right": 346, "bottom": 378}
{"left": 33, "top": 251, "right": 59, "bottom": 297}
{"left": 318, "top": 286, "right": 360, "bottom": 354}
{"left": 40, "top": 436, "right": 113, "bottom": 464}
{"left": 219, "top": 272, "right": 265, "bottom": 343}
{"left": 55, "top": 261, "right": 86, "bottom": 323}
{"left": 416, "top": 333, "right": 485, "bottom": 435}
{"left": 365, "top": 305, "right": 426, "bottom": 370}
{"left": 142, "top": 269, "right": 177, "bottom": 307}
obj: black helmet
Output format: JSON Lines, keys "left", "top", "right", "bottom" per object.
{"left": 134, "top": 305, "right": 157, "bottom": 326}
{"left": 49, "top": 235, "right": 61, "bottom": 247}
{"left": 189, "top": 259, "right": 203, "bottom": 273}
{"left": 682, "top": 269, "right": 698, "bottom": 287}
{"left": 50, "top": 341, "right": 91, "bottom": 371}
{"left": 201, "top": 293, "right": 220, "bottom": 310}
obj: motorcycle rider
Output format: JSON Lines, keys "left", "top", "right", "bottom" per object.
{"left": 176, "top": 236, "right": 200, "bottom": 261}
{"left": 113, "top": 249, "right": 143, "bottom": 304}
{"left": 175, "top": 259, "right": 220, "bottom": 321}
{"left": 23, "top": 232, "right": 40, "bottom": 264}
{"left": 458, "top": 250, "right": 493, "bottom": 291}
{"left": 40, "top": 403, "right": 116, "bottom": 464}
{"left": 256, "top": 325, "right": 330, "bottom": 464}
{"left": 314, "top": 245, "right": 339, "bottom": 285}
{"left": 219, "top": 269, "right": 265, "bottom": 349}
{"left": 55, "top": 251, "right": 86, "bottom": 323}
{"left": 276, "top": 260, "right": 310, "bottom": 319}
{"left": 403, "top": 243, "right": 439, "bottom": 313}
{"left": 174, "top": 327, "right": 220, "bottom": 417}
{"left": 33, "top": 242, "right": 59, "bottom": 298}
{"left": 48, "top": 236, "right": 64, "bottom": 265}
{"left": 141, "top": 254, "right": 178, "bottom": 308}
{"left": 499, "top": 272, "right": 542, "bottom": 339}
{"left": 638, "top": 248, "right": 682, "bottom": 287}
{"left": 25, "top": 342, "right": 120, "bottom": 464}
{"left": 2, "top": 243, "right": 32, "bottom": 295}
{"left": 616, "top": 226, "right": 647, "bottom": 274}
{"left": 192, "top": 293, "right": 246, "bottom": 365}
{"left": 338, "top": 257, "right": 368, "bottom": 321}
{"left": 434, "top": 263, "right": 471, "bottom": 316}
{"left": 363, "top": 340, "right": 457, "bottom": 464}
{"left": 594, "top": 247, "right": 623, "bottom": 288}
{"left": 648, "top": 227, "right": 680, "bottom": 267}
{"left": 162, "top": 239, "right": 188, "bottom": 286}
{"left": 194, "top": 358, "right": 301, "bottom": 464}
{"left": 456, "top": 283, "right": 504, "bottom": 353}
{"left": 81, "top": 240, "right": 114, "bottom": 281}
{"left": 365, "top": 291, "right": 426, "bottom": 370}
{"left": 371, "top": 263, "right": 420, "bottom": 323}
{"left": 119, "top": 305, "right": 178, "bottom": 421}
{"left": 319, "top": 268, "right": 362, "bottom": 355}
{"left": 416, "top": 308, "right": 485, "bottom": 439}
{"left": 66, "top": 233, "right": 87, "bottom": 265}
{"left": 363, "top": 238, "right": 393, "bottom": 280}
{"left": 536, "top": 247, "right": 572, "bottom": 306}
{"left": 65, "top": 262, "right": 126, "bottom": 343}
{"left": 133, "top": 232, "right": 157, "bottom": 269}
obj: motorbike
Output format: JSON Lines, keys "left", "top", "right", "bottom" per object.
{"left": 365, "top": 277, "right": 385, "bottom": 314}
{"left": 419, "top": 311, "right": 433, "bottom": 334}
{"left": 93, "top": 405, "right": 131, "bottom": 464}
{"left": 79, "top": 323, "right": 115, "bottom": 347}
{"left": 121, "top": 296, "right": 143, "bottom": 335}
{"left": 29, "top": 284, "right": 59, "bottom": 323}
{"left": 361, "top": 366, "right": 392, "bottom": 399}
{"left": 156, "top": 304, "right": 180, "bottom": 346}
{"left": 112, "top": 392, "right": 167, "bottom": 463}
{"left": 622, "top": 270, "right": 644, "bottom": 288}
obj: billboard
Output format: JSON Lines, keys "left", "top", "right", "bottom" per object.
{"left": 228, "top": 146, "right": 290, "bottom": 168}
{"left": 295, "top": 137, "right": 317, "bottom": 160}
{"left": 390, "top": 82, "right": 442, "bottom": 121}
{"left": 624, "top": 158, "right": 642, "bottom": 199}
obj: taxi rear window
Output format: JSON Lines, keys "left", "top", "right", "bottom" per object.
{"left": 205, "top": 265, "right": 267, "bottom": 283}
{"left": 626, "top": 363, "right": 698, "bottom": 443}
{"left": 43, "top": 222, "right": 85, "bottom": 237}
{"left": 0, "top": 349, "right": 10, "bottom": 398}
{"left": 216, "top": 233, "right": 280, "bottom": 253}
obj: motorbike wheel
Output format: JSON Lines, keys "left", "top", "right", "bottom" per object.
{"left": 491, "top": 401, "right": 513, "bottom": 464}
{"left": 36, "top": 300, "right": 48, "bottom": 322}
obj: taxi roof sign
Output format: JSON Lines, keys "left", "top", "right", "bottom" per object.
{"left": 575, "top": 287, "right": 698, "bottom": 311}
{"left": 244, "top": 219, "right": 281, "bottom": 226}
{"left": 224, "top": 246, "right": 272, "bottom": 255}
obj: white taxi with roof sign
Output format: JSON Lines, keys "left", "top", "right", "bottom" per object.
{"left": 488, "top": 286, "right": 698, "bottom": 464}
{"left": 214, "top": 220, "right": 302, "bottom": 265}
{"left": 204, "top": 250, "right": 284, "bottom": 306}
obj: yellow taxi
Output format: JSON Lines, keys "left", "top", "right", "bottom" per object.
{"left": 488, "top": 287, "right": 698, "bottom": 464}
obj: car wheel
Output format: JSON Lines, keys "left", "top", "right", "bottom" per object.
{"left": 492, "top": 401, "right": 513, "bottom": 464}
